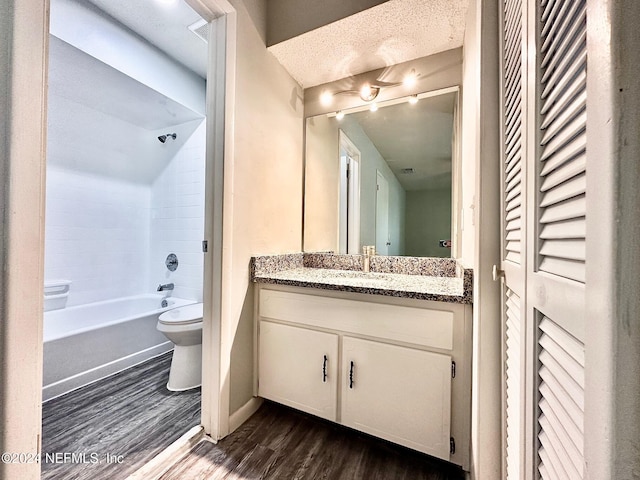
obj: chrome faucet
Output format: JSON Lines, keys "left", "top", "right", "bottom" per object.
{"left": 362, "top": 245, "right": 375, "bottom": 273}
{"left": 157, "top": 283, "right": 174, "bottom": 292}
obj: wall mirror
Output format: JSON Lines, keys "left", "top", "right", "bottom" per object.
{"left": 303, "top": 86, "right": 461, "bottom": 258}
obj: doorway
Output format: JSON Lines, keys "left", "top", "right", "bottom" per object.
{"left": 375, "top": 170, "right": 390, "bottom": 255}
{"left": 40, "top": 0, "right": 217, "bottom": 477}
{"left": 338, "top": 130, "right": 361, "bottom": 254}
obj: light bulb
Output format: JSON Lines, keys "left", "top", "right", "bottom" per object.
{"left": 336, "top": 111, "right": 345, "bottom": 120}
{"left": 370, "top": 103, "right": 378, "bottom": 112}
{"left": 403, "top": 69, "right": 418, "bottom": 88}
{"left": 359, "top": 84, "right": 379, "bottom": 102}
{"left": 320, "top": 91, "right": 333, "bottom": 106}
{"left": 408, "top": 95, "right": 419, "bottom": 105}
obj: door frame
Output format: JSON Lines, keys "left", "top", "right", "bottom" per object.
{"left": 338, "top": 129, "right": 361, "bottom": 254}
{"left": 0, "top": 1, "right": 234, "bottom": 477}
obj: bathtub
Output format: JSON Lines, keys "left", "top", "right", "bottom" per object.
{"left": 43, "top": 294, "right": 196, "bottom": 401}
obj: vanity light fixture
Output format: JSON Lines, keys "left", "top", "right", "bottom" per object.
{"left": 408, "top": 94, "right": 419, "bottom": 105}
{"left": 336, "top": 111, "right": 345, "bottom": 120}
{"left": 360, "top": 84, "right": 380, "bottom": 102}
{"left": 321, "top": 69, "right": 421, "bottom": 104}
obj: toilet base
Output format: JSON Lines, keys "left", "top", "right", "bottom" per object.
{"left": 167, "top": 344, "right": 202, "bottom": 391}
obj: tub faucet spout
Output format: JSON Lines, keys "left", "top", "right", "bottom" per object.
{"left": 157, "top": 283, "right": 174, "bottom": 292}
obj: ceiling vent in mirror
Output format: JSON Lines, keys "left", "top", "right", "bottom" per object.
{"left": 188, "top": 19, "right": 209, "bottom": 44}
{"left": 400, "top": 168, "right": 415, "bottom": 174}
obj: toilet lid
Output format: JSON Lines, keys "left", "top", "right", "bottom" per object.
{"left": 159, "top": 303, "right": 203, "bottom": 325}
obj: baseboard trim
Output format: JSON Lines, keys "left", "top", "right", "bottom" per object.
{"left": 43, "top": 342, "right": 173, "bottom": 401}
{"left": 126, "top": 425, "right": 205, "bottom": 480}
{"left": 228, "top": 397, "right": 264, "bottom": 434}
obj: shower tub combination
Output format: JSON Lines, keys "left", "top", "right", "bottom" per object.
{"left": 43, "top": 294, "right": 195, "bottom": 401}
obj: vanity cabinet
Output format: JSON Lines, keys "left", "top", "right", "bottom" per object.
{"left": 255, "top": 285, "right": 472, "bottom": 469}
{"left": 341, "top": 336, "right": 452, "bottom": 459}
{"left": 258, "top": 321, "right": 338, "bottom": 421}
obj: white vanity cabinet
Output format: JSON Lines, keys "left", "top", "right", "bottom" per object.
{"left": 341, "top": 336, "right": 452, "bottom": 459}
{"left": 258, "top": 321, "right": 338, "bottom": 421}
{"left": 255, "top": 284, "right": 472, "bottom": 469}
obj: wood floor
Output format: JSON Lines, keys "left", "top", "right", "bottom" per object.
{"left": 41, "top": 352, "right": 201, "bottom": 480}
{"left": 160, "top": 402, "right": 464, "bottom": 480}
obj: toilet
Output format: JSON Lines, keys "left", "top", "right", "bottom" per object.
{"left": 157, "top": 302, "right": 203, "bottom": 391}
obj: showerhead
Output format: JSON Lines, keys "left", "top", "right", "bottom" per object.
{"left": 158, "top": 133, "right": 177, "bottom": 143}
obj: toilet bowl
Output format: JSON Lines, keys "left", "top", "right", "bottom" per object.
{"left": 157, "top": 302, "right": 203, "bottom": 391}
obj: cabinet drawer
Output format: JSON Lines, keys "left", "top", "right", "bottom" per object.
{"left": 259, "top": 289, "right": 454, "bottom": 350}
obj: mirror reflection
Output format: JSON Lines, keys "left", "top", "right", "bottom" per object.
{"left": 304, "top": 88, "right": 458, "bottom": 258}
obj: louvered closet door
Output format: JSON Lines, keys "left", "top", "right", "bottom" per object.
{"left": 499, "top": 0, "right": 587, "bottom": 479}
{"left": 500, "top": 0, "right": 527, "bottom": 478}
{"left": 531, "top": 0, "right": 586, "bottom": 478}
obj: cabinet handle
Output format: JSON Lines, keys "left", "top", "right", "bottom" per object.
{"left": 322, "top": 355, "right": 328, "bottom": 382}
{"left": 349, "top": 361, "right": 354, "bottom": 389}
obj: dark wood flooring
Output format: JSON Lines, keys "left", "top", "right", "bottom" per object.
{"left": 41, "top": 352, "right": 201, "bottom": 480}
{"left": 160, "top": 402, "right": 464, "bottom": 480}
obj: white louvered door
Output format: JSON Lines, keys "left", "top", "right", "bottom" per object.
{"left": 500, "top": 0, "right": 527, "bottom": 478}
{"left": 500, "top": 0, "right": 587, "bottom": 478}
{"left": 532, "top": 1, "right": 586, "bottom": 478}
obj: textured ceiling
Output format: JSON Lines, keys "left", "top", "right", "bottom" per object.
{"left": 268, "top": 0, "right": 469, "bottom": 88}
{"left": 84, "top": 0, "right": 208, "bottom": 78}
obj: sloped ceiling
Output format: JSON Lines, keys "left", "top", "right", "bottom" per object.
{"left": 268, "top": 0, "right": 469, "bottom": 88}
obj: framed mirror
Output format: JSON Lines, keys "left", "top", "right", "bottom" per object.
{"left": 303, "top": 86, "right": 461, "bottom": 258}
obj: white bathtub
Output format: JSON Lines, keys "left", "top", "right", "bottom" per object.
{"left": 43, "top": 294, "right": 195, "bottom": 401}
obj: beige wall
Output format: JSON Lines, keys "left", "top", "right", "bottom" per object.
{"left": 226, "top": 0, "right": 304, "bottom": 415}
{"left": 0, "top": 1, "right": 48, "bottom": 479}
{"left": 266, "top": 0, "right": 388, "bottom": 46}
{"left": 303, "top": 114, "right": 340, "bottom": 251}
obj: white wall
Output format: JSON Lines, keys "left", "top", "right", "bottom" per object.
{"left": 49, "top": 0, "right": 206, "bottom": 116}
{"left": 150, "top": 120, "right": 206, "bottom": 302}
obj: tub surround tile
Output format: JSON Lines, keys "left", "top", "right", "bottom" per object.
{"left": 251, "top": 253, "right": 473, "bottom": 304}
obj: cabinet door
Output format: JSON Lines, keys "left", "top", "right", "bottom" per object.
{"left": 341, "top": 336, "right": 452, "bottom": 460}
{"left": 258, "top": 321, "right": 338, "bottom": 421}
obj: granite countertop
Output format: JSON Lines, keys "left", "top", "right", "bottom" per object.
{"left": 251, "top": 253, "right": 473, "bottom": 304}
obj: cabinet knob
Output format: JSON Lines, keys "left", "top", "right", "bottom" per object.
{"left": 322, "top": 355, "right": 328, "bottom": 383}
{"left": 349, "top": 361, "right": 355, "bottom": 389}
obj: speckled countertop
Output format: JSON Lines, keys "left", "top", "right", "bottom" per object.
{"left": 251, "top": 253, "right": 473, "bottom": 304}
